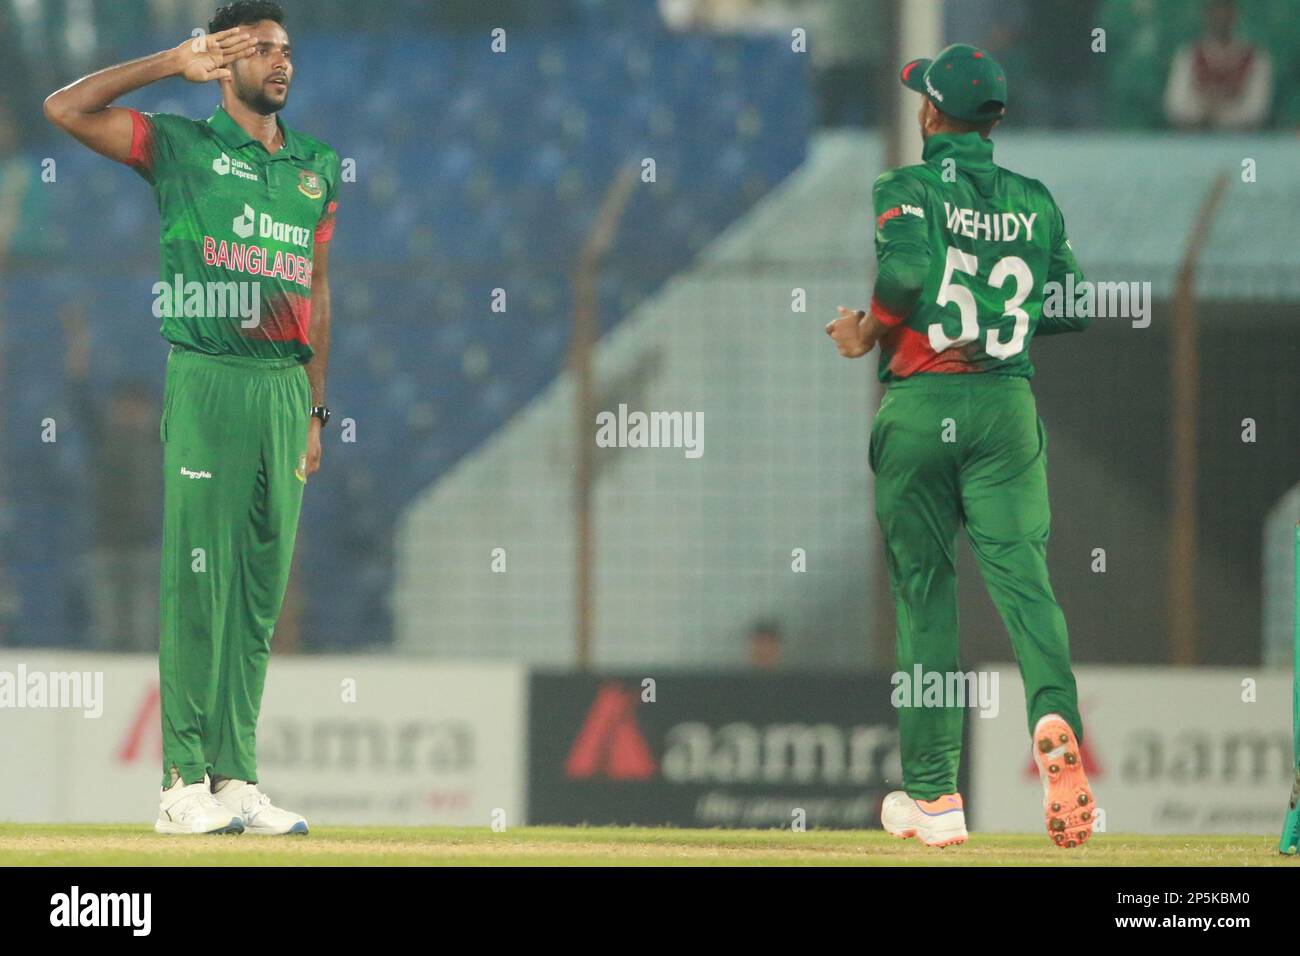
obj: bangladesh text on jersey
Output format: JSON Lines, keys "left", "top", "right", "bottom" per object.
{"left": 125, "top": 105, "right": 340, "bottom": 362}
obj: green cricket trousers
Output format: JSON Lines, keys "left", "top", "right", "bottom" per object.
{"left": 158, "top": 344, "right": 310, "bottom": 789}
{"left": 868, "top": 373, "right": 1081, "bottom": 801}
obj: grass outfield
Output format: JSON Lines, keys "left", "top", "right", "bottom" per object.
{"left": 0, "top": 825, "right": 1293, "bottom": 866}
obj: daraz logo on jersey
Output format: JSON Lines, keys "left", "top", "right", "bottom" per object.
{"left": 204, "top": 203, "right": 314, "bottom": 291}
{"left": 231, "top": 204, "right": 312, "bottom": 249}
{"left": 232, "top": 204, "right": 255, "bottom": 238}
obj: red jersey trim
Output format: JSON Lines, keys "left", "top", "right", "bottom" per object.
{"left": 125, "top": 109, "right": 154, "bottom": 173}
{"left": 870, "top": 295, "right": 910, "bottom": 330}
{"left": 883, "top": 325, "right": 983, "bottom": 378}
{"left": 314, "top": 201, "right": 338, "bottom": 244}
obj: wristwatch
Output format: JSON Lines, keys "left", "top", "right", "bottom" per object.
{"left": 311, "top": 405, "right": 331, "bottom": 427}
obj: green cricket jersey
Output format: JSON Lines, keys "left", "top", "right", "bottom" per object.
{"left": 125, "top": 105, "right": 340, "bottom": 362}
{"left": 869, "top": 132, "right": 1087, "bottom": 382}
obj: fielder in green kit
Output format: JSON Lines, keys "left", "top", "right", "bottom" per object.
{"left": 45, "top": 1, "right": 337, "bottom": 834}
{"left": 826, "top": 44, "right": 1095, "bottom": 849}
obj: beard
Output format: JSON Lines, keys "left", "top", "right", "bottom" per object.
{"left": 235, "top": 75, "right": 288, "bottom": 116}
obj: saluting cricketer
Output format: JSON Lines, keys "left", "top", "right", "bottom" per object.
{"left": 826, "top": 44, "right": 1095, "bottom": 848}
{"left": 45, "top": 1, "right": 338, "bottom": 834}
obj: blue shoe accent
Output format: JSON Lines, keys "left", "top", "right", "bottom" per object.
{"left": 286, "top": 820, "right": 309, "bottom": 835}
{"left": 219, "top": 817, "right": 245, "bottom": 834}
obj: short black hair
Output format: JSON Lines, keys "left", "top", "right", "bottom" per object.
{"left": 209, "top": 0, "right": 285, "bottom": 34}
{"left": 935, "top": 108, "right": 1000, "bottom": 138}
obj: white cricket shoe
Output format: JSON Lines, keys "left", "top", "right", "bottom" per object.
{"left": 881, "top": 790, "right": 969, "bottom": 847}
{"left": 212, "top": 779, "right": 308, "bottom": 835}
{"left": 155, "top": 774, "right": 245, "bottom": 835}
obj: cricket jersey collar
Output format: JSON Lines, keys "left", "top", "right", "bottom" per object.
{"left": 206, "top": 105, "right": 306, "bottom": 161}
{"left": 922, "top": 132, "right": 995, "bottom": 170}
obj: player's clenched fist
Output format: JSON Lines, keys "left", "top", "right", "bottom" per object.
{"left": 826, "top": 305, "right": 875, "bottom": 359}
{"left": 174, "top": 28, "right": 257, "bottom": 83}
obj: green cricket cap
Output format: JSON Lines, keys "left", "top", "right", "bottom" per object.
{"left": 900, "top": 43, "right": 1007, "bottom": 123}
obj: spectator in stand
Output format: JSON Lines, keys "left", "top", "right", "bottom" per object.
{"left": 0, "top": 99, "right": 47, "bottom": 263}
{"left": 660, "top": 0, "right": 816, "bottom": 35}
{"left": 0, "top": 0, "right": 45, "bottom": 134}
{"left": 1025, "top": 0, "right": 1102, "bottom": 128}
{"left": 748, "top": 620, "right": 783, "bottom": 670}
{"left": 62, "top": 304, "right": 163, "bottom": 652}
{"left": 1164, "top": 0, "right": 1272, "bottom": 131}
{"left": 813, "top": 0, "right": 883, "bottom": 128}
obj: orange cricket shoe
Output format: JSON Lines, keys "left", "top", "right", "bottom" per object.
{"left": 1033, "top": 713, "right": 1095, "bottom": 848}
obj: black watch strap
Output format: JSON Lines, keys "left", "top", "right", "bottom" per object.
{"left": 311, "top": 405, "right": 331, "bottom": 427}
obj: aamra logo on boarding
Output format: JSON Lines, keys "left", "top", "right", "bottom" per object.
{"left": 565, "top": 684, "right": 657, "bottom": 781}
